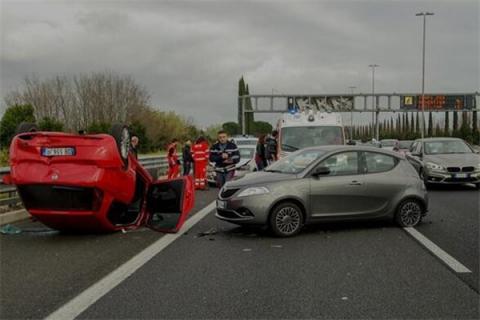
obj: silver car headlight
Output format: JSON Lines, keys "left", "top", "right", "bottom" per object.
{"left": 426, "top": 162, "right": 446, "bottom": 172}
{"left": 237, "top": 187, "right": 270, "bottom": 197}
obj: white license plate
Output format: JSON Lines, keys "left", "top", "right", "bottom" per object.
{"left": 41, "top": 147, "right": 75, "bottom": 157}
{"left": 454, "top": 173, "right": 468, "bottom": 178}
{"left": 217, "top": 200, "right": 227, "bottom": 209}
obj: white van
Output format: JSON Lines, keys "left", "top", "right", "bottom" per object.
{"left": 277, "top": 110, "right": 345, "bottom": 157}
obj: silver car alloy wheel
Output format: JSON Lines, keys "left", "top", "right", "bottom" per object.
{"left": 399, "top": 201, "right": 422, "bottom": 227}
{"left": 275, "top": 206, "right": 301, "bottom": 235}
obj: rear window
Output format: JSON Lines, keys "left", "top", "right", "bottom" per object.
{"left": 364, "top": 152, "right": 397, "bottom": 173}
{"left": 239, "top": 148, "right": 254, "bottom": 159}
{"left": 234, "top": 139, "right": 257, "bottom": 146}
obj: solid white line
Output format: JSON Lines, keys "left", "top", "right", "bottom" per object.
{"left": 403, "top": 227, "right": 472, "bottom": 274}
{"left": 45, "top": 201, "right": 217, "bottom": 320}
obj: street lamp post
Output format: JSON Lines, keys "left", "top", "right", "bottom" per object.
{"left": 416, "top": 11, "right": 434, "bottom": 139}
{"left": 348, "top": 86, "right": 356, "bottom": 139}
{"left": 369, "top": 64, "right": 379, "bottom": 140}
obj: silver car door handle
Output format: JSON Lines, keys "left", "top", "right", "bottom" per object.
{"left": 349, "top": 180, "right": 363, "bottom": 186}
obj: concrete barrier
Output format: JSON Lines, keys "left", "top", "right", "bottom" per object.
{"left": 0, "top": 209, "right": 30, "bottom": 226}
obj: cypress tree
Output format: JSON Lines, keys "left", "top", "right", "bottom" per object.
{"left": 453, "top": 111, "right": 459, "bottom": 134}
{"left": 244, "top": 83, "right": 255, "bottom": 134}
{"left": 238, "top": 77, "right": 246, "bottom": 132}
{"left": 397, "top": 114, "right": 402, "bottom": 135}
{"left": 472, "top": 110, "right": 478, "bottom": 133}
{"left": 405, "top": 113, "right": 410, "bottom": 133}
{"left": 410, "top": 113, "right": 415, "bottom": 133}
{"left": 416, "top": 112, "right": 420, "bottom": 133}
{"left": 444, "top": 111, "right": 450, "bottom": 136}
{"left": 427, "top": 112, "right": 433, "bottom": 137}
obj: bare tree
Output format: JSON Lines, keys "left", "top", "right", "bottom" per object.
{"left": 4, "top": 72, "right": 150, "bottom": 131}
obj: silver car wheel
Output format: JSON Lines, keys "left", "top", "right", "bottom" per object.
{"left": 399, "top": 201, "right": 422, "bottom": 227}
{"left": 275, "top": 206, "right": 301, "bottom": 235}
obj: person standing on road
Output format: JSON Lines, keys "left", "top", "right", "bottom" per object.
{"left": 265, "top": 130, "right": 278, "bottom": 165}
{"left": 192, "top": 136, "right": 210, "bottom": 190}
{"left": 209, "top": 130, "right": 240, "bottom": 188}
{"left": 255, "top": 134, "right": 268, "bottom": 171}
{"left": 167, "top": 139, "right": 180, "bottom": 179}
{"left": 130, "top": 135, "right": 139, "bottom": 159}
{"left": 182, "top": 140, "right": 194, "bottom": 176}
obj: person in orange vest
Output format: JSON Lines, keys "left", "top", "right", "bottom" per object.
{"left": 192, "top": 136, "right": 209, "bottom": 190}
{"left": 167, "top": 139, "right": 180, "bottom": 179}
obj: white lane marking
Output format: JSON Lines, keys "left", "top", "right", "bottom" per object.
{"left": 45, "top": 201, "right": 216, "bottom": 320}
{"left": 403, "top": 227, "right": 472, "bottom": 273}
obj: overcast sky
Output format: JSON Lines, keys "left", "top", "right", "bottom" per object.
{"left": 1, "top": 0, "right": 478, "bottom": 127}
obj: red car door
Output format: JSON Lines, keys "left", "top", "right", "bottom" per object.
{"left": 145, "top": 176, "right": 194, "bottom": 233}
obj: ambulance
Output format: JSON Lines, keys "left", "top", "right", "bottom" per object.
{"left": 277, "top": 109, "right": 346, "bottom": 158}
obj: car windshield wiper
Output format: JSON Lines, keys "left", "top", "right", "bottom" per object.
{"left": 281, "top": 144, "right": 299, "bottom": 151}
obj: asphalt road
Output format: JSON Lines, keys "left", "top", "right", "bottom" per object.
{"left": 1, "top": 185, "right": 479, "bottom": 319}
{"left": 0, "top": 188, "right": 218, "bottom": 320}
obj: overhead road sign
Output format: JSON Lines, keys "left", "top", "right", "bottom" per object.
{"left": 400, "top": 95, "right": 476, "bottom": 110}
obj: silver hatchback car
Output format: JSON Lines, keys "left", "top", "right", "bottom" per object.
{"left": 216, "top": 146, "right": 428, "bottom": 237}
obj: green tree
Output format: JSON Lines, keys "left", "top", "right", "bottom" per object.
{"left": 410, "top": 113, "right": 415, "bottom": 133}
{"left": 453, "top": 111, "right": 459, "bottom": 134}
{"left": 459, "top": 112, "right": 472, "bottom": 142}
{"left": 129, "top": 120, "right": 150, "bottom": 153}
{"left": 472, "top": 111, "right": 479, "bottom": 144}
{"left": 204, "top": 124, "right": 222, "bottom": 142}
{"left": 405, "top": 113, "right": 410, "bottom": 133}
{"left": 416, "top": 112, "right": 420, "bottom": 133}
{"left": 38, "top": 117, "right": 64, "bottom": 132}
{"left": 252, "top": 121, "right": 273, "bottom": 135}
{"left": 472, "top": 111, "right": 478, "bottom": 134}
{"left": 244, "top": 83, "right": 255, "bottom": 134}
{"left": 87, "top": 121, "right": 111, "bottom": 134}
{"left": 0, "top": 104, "right": 36, "bottom": 148}
{"left": 427, "top": 112, "right": 433, "bottom": 137}
{"left": 222, "top": 122, "right": 241, "bottom": 136}
{"left": 444, "top": 111, "right": 450, "bottom": 136}
{"left": 238, "top": 76, "right": 255, "bottom": 134}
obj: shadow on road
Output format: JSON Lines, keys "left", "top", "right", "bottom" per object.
{"left": 427, "top": 184, "right": 479, "bottom": 192}
{"left": 215, "top": 218, "right": 399, "bottom": 240}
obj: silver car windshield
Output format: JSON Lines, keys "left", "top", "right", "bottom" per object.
{"left": 399, "top": 141, "right": 413, "bottom": 149}
{"left": 381, "top": 140, "right": 397, "bottom": 147}
{"left": 281, "top": 126, "right": 343, "bottom": 151}
{"left": 266, "top": 149, "right": 326, "bottom": 174}
{"left": 239, "top": 148, "right": 254, "bottom": 159}
{"left": 424, "top": 140, "right": 473, "bottom": 154}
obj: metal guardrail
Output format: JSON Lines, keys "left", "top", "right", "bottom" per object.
{"left": 0, "top": 155, "right": 168, "bottom": 209}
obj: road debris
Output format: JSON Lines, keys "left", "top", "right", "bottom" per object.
{"left": 0, "top": 224, "right": 22, "bottom": 235}
{"left": 196, "top": 228, "right": 217, "bottom": 238}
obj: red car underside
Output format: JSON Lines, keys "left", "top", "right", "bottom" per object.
{"left": 8, "top": 131, "right": 193, "bottom": 232}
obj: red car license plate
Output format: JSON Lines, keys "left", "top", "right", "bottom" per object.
{"left": 41, "top": 147, "right": 76, "bottom": 157}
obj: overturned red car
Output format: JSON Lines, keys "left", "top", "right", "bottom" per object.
{"left": 4, "top": 123, "right": 194, "bottom": 233}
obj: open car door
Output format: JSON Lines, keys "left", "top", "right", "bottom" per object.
{"left": 145, "top": 176, "right": 195, "bottom": 233}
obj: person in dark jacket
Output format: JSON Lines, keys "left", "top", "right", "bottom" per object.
{"left": 130, "top": 135, "right": 139, "bottom": 159}
{"left": 265, "top": 130, "right": 278, "bottom": 164}
{"left": 182, "top": 140, "right": 194, "bottom": 176}
{"left": 209, "top": 130, "right": 240, "bottom": 188}
{"left": 255, "top": 134, "right": 268, "bottom": 171}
